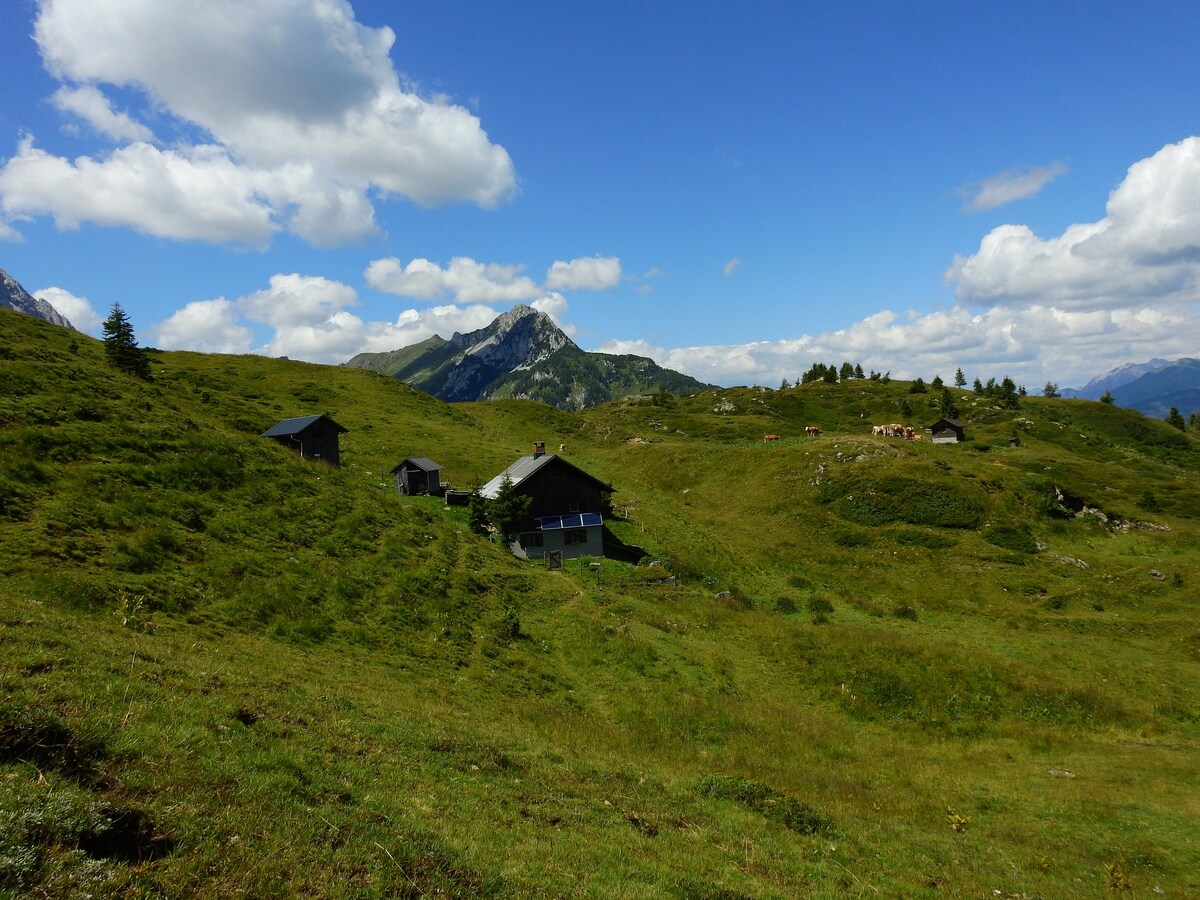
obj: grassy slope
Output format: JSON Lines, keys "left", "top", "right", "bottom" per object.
{"left": 1, "top": 309, "right": 1197, "bottom": 898}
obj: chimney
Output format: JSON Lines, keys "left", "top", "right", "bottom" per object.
{"left": 532, "top": 441, "right": 545, "bottom": 458}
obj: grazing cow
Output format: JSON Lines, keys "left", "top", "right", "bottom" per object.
{"left": 805, "top": 426, "right": 820, "bottom": 437}
{"left": 872, "top": 425, "right": 885, "bottom": 436}
{"left": 763, "top": 434, "right": 780, "bottom": 442}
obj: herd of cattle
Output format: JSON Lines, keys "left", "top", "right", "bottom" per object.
{"left": 764, "top": 424, "right": 924, "bottom": 442}
{"left": 871, "top": 423, "right": 924, "bottom": 440}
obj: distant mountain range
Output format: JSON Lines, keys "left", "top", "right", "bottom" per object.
{"left": 0, "top": 267, "right": 75, "bottom": 330}
{"left": 344, "top": 304, "right": 712, "bottom": 410}
{"left": 1064, "top": 357, "right": 1200, "bottom": 418}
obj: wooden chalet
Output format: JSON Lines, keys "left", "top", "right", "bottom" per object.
{"left": 479, "top": 441, "right": 614, "bottom": 560}
{"left": 929, "top": 417, "right": 965, "bottom": 444}
{"left": 391, "top": 457, "right": 444, "bottom": 496}
{"left": 261, "top": 414, "right": 348, "bottom": 466}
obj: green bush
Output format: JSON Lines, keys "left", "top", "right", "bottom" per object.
{"left": 984, "top": 525, "right": 1039, "bottom": 554}
{"left": 694, "top": 775, "right": 831, "bottom": 835}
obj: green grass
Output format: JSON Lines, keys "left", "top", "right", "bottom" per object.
{"left": 2, "top": 309, "right": 1198, "bottom": 896}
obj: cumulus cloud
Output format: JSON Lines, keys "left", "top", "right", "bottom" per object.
{"left": 152, "top": 298, "right": 253, "bottom": 353}
{"left": 958, "top": 161, "right": 1067, "bottom": 212}
{"left": 364, "top": 257, "right": 542, "bottom": 302}
{"left": 544, "top": 256, "right": 621, "bottom": 291}
{"left": 723, "top": 258, "right": 741, "bottom": 277}
{"left": 0, "top": 136, "right": 276, "bottom": 245}
{"left": 948, "top": 137, "right": 1200, "bottom": 310}
{"left": 51, "top": 85, "right": 154, "bottom": 142}
{"left": 148, "top": 272, "right": 509, "bottom": 364}
{"left": 593, "top": 303, "right": 1200, "bottom": 390}
{"left": 34, "top": 286, "right": 102, "bottom": 333}
{"left": 0, "top": 0, "right": 515, "bottom": 245}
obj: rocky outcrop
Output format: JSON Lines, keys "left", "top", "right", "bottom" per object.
{"left": 1, "top": 268, "right": 76, "bottom": 330}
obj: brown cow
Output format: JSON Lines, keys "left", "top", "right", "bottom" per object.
{"left": 805, "top": 426, "right": 820, "bottom": 437}
{"left": 763, "top": 434, "right": 780, "bottom": 442}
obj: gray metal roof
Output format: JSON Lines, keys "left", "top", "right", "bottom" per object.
{"left": 479, "top": 453, "right": 555, "bottom": 499}
{"left": 389, "top": 457, "right": 443, "bottom": 474}
{"left": 478, "top": 453, "right": 614, "bottom": 499}
{"left": 261, "top": 414, "right": 347, "bottom": 438}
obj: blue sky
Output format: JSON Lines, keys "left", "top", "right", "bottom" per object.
{"left": 2, "top": 0, "right": 1199, "bottom": 389}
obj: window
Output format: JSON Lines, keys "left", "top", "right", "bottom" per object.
{"left": 567, "top": 499, "right": 580, "bottom": 513}
{"left": 565, "top": 528, "right": 587, "bottom": 545}
{"left": 519, "top": 532, "right": 543, "bottom": 548}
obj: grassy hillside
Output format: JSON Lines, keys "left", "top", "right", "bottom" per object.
{"left": 2, "top": 308, "right": 1198, "bottom": 897}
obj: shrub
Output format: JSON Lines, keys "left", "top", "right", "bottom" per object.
{"left": 984, "top": 525, "right": 1039, "bottom": 554}
{"left": 496, "top": 607, "right": 522, "bottom": 641}
{"left": 892, "top": 603, "right": 918, "bottom": 621}
{"left": 774, "top": 596, "right": 797, "bottom": 614}
{"left": 807, "top": 595, "right": 834, "bottom": 623}
{"left": 694, "top": 775, "right": 831, "bottom": 835}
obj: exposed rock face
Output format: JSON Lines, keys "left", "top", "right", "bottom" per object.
{"left": 0, "top": 268, "right": 76, "bottom": 330}
{"left": 345, "top": 304, "right": 711, "bottom": 411}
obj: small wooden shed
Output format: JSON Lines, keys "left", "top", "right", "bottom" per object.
{"left": 929, "top": 417, "right": 965, "bottom": 444}
{"left": 261, "top": 414, "right": 348, "bottom": 466}
{"left": 390, "top": 457, "right": 444, "bottom": 496}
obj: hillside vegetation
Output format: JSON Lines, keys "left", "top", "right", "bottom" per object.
{"left": 2, "top": 308, "right": 1197, "bottom": 898}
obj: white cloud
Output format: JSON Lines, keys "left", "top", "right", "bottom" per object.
{"left": 958, "top": 161, "right": 1067, "bottom": 212}
{"left": 148, "top": 272, "right": 511, "bottom": 364}
{"left": 151, "top": 298, "right": 253, "bottom": 353}
{"left": 0, "top": 136, "right": 277, "bottom": 245}
{"left": 364, "top": 257, "right": 542, "bottom": 302}
{"left": 544, "top": 256, "right": 621, "bottom": 291}
{"left": 593, "top": 302, "right": 1200, "bottom": 390}
{"left": 239, "top": 273, "right": 360, "bottom": 328}
{"left": 1, "top": 0, "right": 515, "bottom": 246}
{"left": 723, "top": 258, "right": 741, "bottom": 277}
{"left": 33, "top": 286, "right": 102, "bottom": 333}
{"left": 51, "top": 85, "right": 154, "bottom": 142}
{"left": 948, "top": 137, "right": 1200, "bottom": 310}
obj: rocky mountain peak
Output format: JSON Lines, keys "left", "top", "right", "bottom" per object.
{"left": 1, "top": 268, "right": 76, "bottom": 330}
{"left": 343, "top": 303, "right": 710, "bottom": 410}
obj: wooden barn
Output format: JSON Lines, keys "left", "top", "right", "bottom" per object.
{"left": 390, "top": 457, "right": 444, "bottom": 496}
{"left": 261, "top": 414, "right": 348, "bottom": 466}
{"left": 929, "top": 417, "right": 965, "bottom": 444}
{"left": 479, "top": 442, "right": 614, "bottom": 560}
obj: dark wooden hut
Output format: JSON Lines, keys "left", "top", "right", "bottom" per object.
{"left": 929, "top": 417, "right": 965, "bottom": 444}
{"left": 479, "top": 442, "right": 614, "bottom": 560}
{"left": 261, "top": 414, "right": 348, "bottom": 466}
{"left": 390, "top": 457, "right": 444, "bottom": 496}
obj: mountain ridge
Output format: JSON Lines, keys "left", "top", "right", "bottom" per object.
{"left": 0, "top": 267, "right": 76, "bottom": 330}
{"left": 345, "top": 303, "right": 712, "bottom": 410}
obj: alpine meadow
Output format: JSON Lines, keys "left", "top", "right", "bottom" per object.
{"left": 2, "top": 307, "right": 1198, "bottom": 898}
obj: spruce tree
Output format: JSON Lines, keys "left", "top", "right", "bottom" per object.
{"left": 102, "top": 303, "right": 152, "bottom": 379}
{"left": 1165, "top": 407, "right": 1186, "bottom": 431}
{"left": 1099, "top": 390, "right": 1115, "bottom": 404}
{"left": 489, "top": 475, "right": 532, "bottom": 546}
{"left": 940, "top": 387, "right": 959, "bottom": 419}
{"left": 954, "top": 368, "right": 967, "bottom": 387}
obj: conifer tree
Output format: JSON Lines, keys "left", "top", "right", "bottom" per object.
{"left": 489, "top": 475, "right": 532, "bottom": 546}
{"left": 102, "top": 302, "right": 152, "bottom": 379}
{"left": 1099, "top": 390, "right": 1115, "bottom": 404}
{"left": 954, "top": 368, "right": 966, "bottom": 387}
{"left": 940, "top": 387, "right": 959, "bottom": 419}
{"left": 1165, "top": 407, "right": 1186, "bottom": 431}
